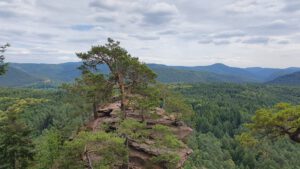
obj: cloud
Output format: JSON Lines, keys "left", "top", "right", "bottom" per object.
{"left": 198, "top": 39, "right": 212, "bottom": 44}
{"left": 242, "top": 37, "right": 269, "bottom": 44}
{"left": 158, "top": 30, "right": 178, "bottom": 35}
{"left": 67, "top": 37, "right": 99, "bottom": 44}
{"left": 71, "top": 24, "right": 95, "bottom": 31}
{"left": 141, "top": 2, "right": 178, "bottom": 25}
{"left": 89, "top": 0, "right": 117, "bottom": 10}
{"left": 197, "top": 30, "right": 245, "bottom": 45}
{"left": 130, "top": 35, "right": 160, "bottom": 41}
{"left": 282, "top": 0, "right": 300, "bottom": 13}
{"left": 225, "top": 0, "right": 259, "bottom": 13}
{"left": 225, "top": 0, "right": 283, "bottom": 14}
{"left": 213, "top": 40, "right": 231, "bottom": 45}
{"left": 92, "top": 12, "right": 118, "bottom": 23}
{"left": 0, "top": 9, "right": 17, "bottom": 18}
{"left": 212, "top": 30, "right": 246, "bottom": 38}
{"left": 1, "top": 0, "right": 300, "bottom": 68}
{"left": 276, "top": 39, "right": 289, "bottom": 44}
{"left": 259, "top": 20, "right": 288, "bottom": 30}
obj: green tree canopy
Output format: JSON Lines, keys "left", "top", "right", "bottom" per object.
{"left": 0, "top": 43, "right": 10, "bottom": 75}
{"left": 0, "top": 98, "right": 45, "bottom": 169}
{"left": 243, "top": 103, "right": 300, "bottom": 143}
{"left": 62, "top": 72, "right": 112, "bottom": 119}
{"left": 77, "top": 38, "right": 156, "bottom": 115}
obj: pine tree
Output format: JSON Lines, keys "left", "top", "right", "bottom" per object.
{"left": 241, "top": 103, "right": 300, "bottom": 143}
{"left": 0, "top": 43, "right": 10, "bottom": 75}
{"left": 63, "top": 72, "right": 112, "bottom": 119}
{"left": 77, "top": 38, "right": 156, "bottom": 117}
{"left": 0, "top": 98, "right": 44, "bottom": 169}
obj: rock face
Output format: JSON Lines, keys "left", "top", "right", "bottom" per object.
{"left": 86, "top": 102, "right": 193, "bottom": 169}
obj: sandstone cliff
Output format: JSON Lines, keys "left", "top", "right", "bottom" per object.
{"left": 84, "top": 101, "right": 193, "bottom": 169}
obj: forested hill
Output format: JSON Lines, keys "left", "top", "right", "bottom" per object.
{"left": 267, "top": 71, "right": 300, "bottom": 85}
{"left": 1, "top": 62, "right": 300, "bottom": 87}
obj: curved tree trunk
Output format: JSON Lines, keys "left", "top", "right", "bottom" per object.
{"left": 118, "top": 73, "right": 127, "bottom": 118}
{"left": 289, "top": 128, "right": 300, "bottom": 143}
{"left": 93, "top": 102, "right": 97, "bottom": 119}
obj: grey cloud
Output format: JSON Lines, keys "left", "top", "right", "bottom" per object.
{"left": 198, "top": 38, "right": 231, "bottom": 45}
{"left": 93, "top": 13, "right": 116, "bottom": 23}
{"left": 225, "top": 0, "right": 258, "bottom": 13}
{"left": 0, "top": 29, "right": 25, "bottom": 37}
{"left": 282, "top": 0, "right": 300, "bottom": 13}
{"left": 141, "top": 2, "right": 178, "bottom": 26}
{"left": 2, "top": 0, "right": 300, "bottom": 67}
{"left": 67, "top": 38, "right": 99, "bottom": 44}
{"left": 89, "top": 0, "right": 115, "bottom": 10}
{"left": 262, "top": 20, "right": 288, "bottom": 30}
{"left": 0, "top": 9, "right": 17, "bottom": 18}
{"left": 130, "top": 35, "right": 160, "bottom": 41}
{"left": 142, "top": 12, "right": 174, "bottom": 25}
{"left": 246, "top": 20, "right": 297, "bottom": 36}
{"left": 139, "top": 47, "right": 151, "bottom": 50}
{"left": 277, "top": 40, "right": 290, "bottom": 44}
{"left": 198, "top": 39, "right": 212, "bottom": 44}
{"left": 213, "top": 40, "right": 231, "bottom": 45}
{"left": 242, "top": 37, "right": 269, "bottom": 44}
{"left": 34, "top": 33, "right": 57, "bottom": 39}
{"left": 158, "top": 30, "right": 178, "bottom": 35}
{"left": 197, "top": 30, "right": 245, "bottom": 45}
{"left": 213, "top": 30, "right": 246, "bottom": 38}
{"left": 0, "top": 0, "right": 15, "bottom": 3}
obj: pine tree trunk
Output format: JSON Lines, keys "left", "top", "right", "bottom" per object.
{"left": 118, "top": 73, "right": 127, "bottom": 118}
{"left": 120, "top": 83, "right": 126, "bottom": 118}
{"left": 93, "top": 102, "right": 97, "bottom": 119}
{"left": 289, "top": 128, "right": 300, "bottom": 143}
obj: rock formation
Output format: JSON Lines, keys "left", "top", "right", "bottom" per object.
{"left": 85, "top": 101, "right": 193, "bottom": 169}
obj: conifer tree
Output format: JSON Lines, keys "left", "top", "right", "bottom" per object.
{"left": 0, "top": 43, "right": 10, "bottom": 75}
{"left": 77, "top": 38, "right": 156, "bottom": 117}
{"left": 63, "top": 72, "right": 112, "bottom": 119}
{"left": 0, "top": 98, "right": 44, "bottom": 169}
{"left": 241, "top": 103, "right": 300, "bottom": 143}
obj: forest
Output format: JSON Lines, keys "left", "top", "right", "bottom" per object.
{"left": 1, "top": 82, "right": 300, "bottom": 169}
{"left": 2, "top": 0, "right": 300, "bottom": 168}
{"left": 177, "top": 84, "right": 300, "bottom": 169}
{"left": 1, "top": 41, "right": 300, "bottom": 169}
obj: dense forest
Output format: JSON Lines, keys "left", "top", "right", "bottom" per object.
{"left": 1, "top": 41, "right": 300, "bottom": 169}
{"left": 0, "top": 40, "right": 194, "bottom": 168}
{"left": 1, "top": 83, "right": 300, "bottom": 169}
{"left": 178, "top": 84, "right": 300, "bottom": 169}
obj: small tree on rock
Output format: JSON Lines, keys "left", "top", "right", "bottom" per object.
{"left": 62, "top": 72, "right": 112, "bottom": 119}
{"left": 77, "top": 38, "right": 156, "bottom": 117}
{"left": 0, "top": 43, "right": 10, "bottom": 75}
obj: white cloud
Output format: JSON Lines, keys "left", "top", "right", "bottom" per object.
{"left": 0, "top": 0, "right": 300, "bottom": 68}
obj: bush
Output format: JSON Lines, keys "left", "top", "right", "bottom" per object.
{"left": 150, "top": 153, "right": 180, "bottom": 169}
{"left": 59, "top": 131, "right": 128, "bottom": 169}
{"left": 152, "top": 124, "right": 183, "bottom": 149}
{"left": 117, "top": 119, "right": 149, "bottom": 140}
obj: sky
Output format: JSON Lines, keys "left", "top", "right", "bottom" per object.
{"left": 1, "top": 0, "right": 300, "bottom": 68}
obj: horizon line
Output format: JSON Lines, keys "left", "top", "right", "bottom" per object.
{"left": 7, "top": 61, "right": 300, "bottom": 70}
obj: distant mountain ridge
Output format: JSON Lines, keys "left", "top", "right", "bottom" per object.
{"left": 267, "top": 71, "right": 300, "bottom": 85}
{"left": 0, "top": 62, "right": 299, "bottom": 87}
